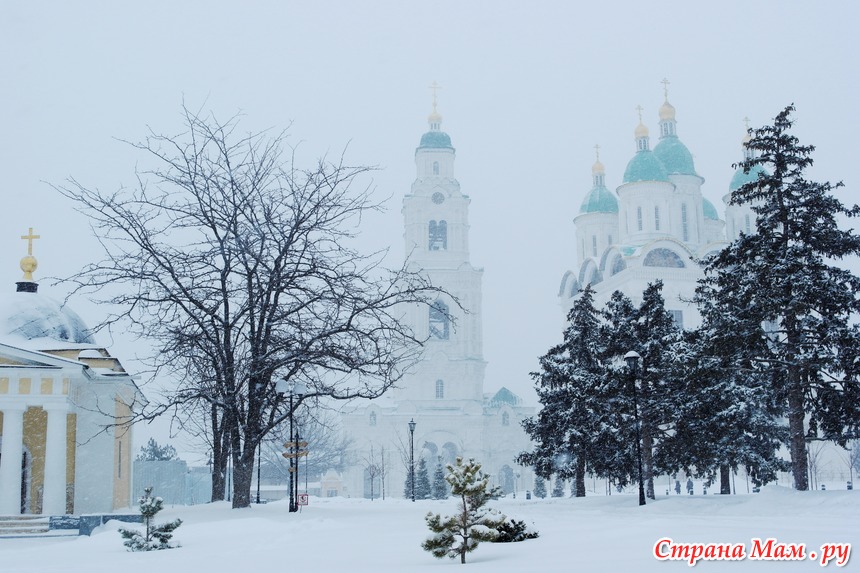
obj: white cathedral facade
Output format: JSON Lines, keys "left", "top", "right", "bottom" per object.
{"left": 558, "top": 91, "right": 760, "bottom": 325}
{"left": 341, "top": 101, "right": 534, "bottom": 498}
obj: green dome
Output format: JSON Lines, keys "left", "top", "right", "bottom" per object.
{"left": 729, "top": 164, "right": 768, "bottom": 191}
{"left": 653, "top": 136, "right": 697, "bottom": 176}
{"left": 623, "top": 151, "right": 669, "bottom": 183}
{"left": 579, "top": 185, "right": 619, "bottom": 214}
{"left": 703, "top": 197, "right": 719, "bottom": 220}
{"left": 417, "top": 131, "right": 453, "bottom": 150}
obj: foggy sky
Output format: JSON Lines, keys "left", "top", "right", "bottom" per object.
{"left": 2, "top": 1, "right": 858, "bottom": 452}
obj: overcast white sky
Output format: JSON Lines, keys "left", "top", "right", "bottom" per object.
{"left": 2, "top": 1, "right": 858, "bottom": 449}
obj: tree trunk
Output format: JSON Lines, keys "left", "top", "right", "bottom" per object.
{"left": 787, "top": 378, "right": 809, "bottom": 490}
{"left": 642, "top": 424, "right": 655, "bottom": 500}
{"left": 574, "top": 456, "right": 586, "bottom": 497}
{"left": 720, "top": 465, "right": 731, "bottom": 494}
{"left": 232, "top": 448, "right": 255, "bottom": 508}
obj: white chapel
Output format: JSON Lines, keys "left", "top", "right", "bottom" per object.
{"left": 0, "top": 231, "right": 138, "bottom": 516}
{"left": 341, "top": 94, "right": 534, "bottom": 498}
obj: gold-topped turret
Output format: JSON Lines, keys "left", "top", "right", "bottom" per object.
{"left": 20, "top": 227, "right": 40, "bottom": 281}
{"left": 658, "top": 78, "right": 676, "bottom": 121}
{"left": 592, "top": 143, "right": 605, "bottom": 175}
{"left": 428, "top": 80, "right": 443, "bottom": 127}
{"left": 634, "top": 105, "right": 649, "bottom": 139}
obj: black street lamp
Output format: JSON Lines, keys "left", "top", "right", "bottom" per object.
{"left": 277, "top": 378, "right": 307, "bottom": 512}
{"left": 624, "top": 350, "right": 647, "bottom": 507}
{"left": 256, "top": 442, "right": 262, "bottom": 504}
{"left": 624, "top": 350, "right": 645, "bottom": 505}
{"left": 408, "top": 418, "right": 417, "bottom": 502}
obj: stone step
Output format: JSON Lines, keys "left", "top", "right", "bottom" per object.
{"left": 0, "top": 516, "right": 51, "bottom": 535}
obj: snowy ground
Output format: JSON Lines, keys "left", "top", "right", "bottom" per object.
{"left": 0, "top": 486, "right": 856, "bottom": 572}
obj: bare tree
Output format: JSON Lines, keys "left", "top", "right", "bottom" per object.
{"left": 56, "top": 106, "right": 445, "bottom": 508}
{"left": 363, "top": 445, "right": 382, "bottom": 501}
{"left": 260, "top": 408, "right": 355, "bottom": 483}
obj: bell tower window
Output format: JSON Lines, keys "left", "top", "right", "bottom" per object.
{"left": 432, "top": 161, "right": 439, "bottom": 175}
{"left": 435, "top": 379, "right": 444, "bottom": 399}
{"left": 637, "top": 207, "right": 643, "bottom": 231}
{"left": 655, "top": 206, "right": 661, "bottom": 231}
{"left": 592, "top": 236, "right": 597, "bottom": 256}
{"left": 429, "top": 220, "right": 447, "bottom": 251}
{"left": 429, "top": 300, "right": 450, "bottom": 340}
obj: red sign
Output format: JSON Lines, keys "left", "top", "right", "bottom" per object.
{"left": 298, "top": 493, "right": 309, "bottom": 506}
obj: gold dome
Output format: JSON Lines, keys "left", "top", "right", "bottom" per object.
{"left": 634, "top": 122, "right": 649, "bottom": 139}
{"left": 428, "top": 110, "right": 442, "bottom": 124}
{"left": 20, "top": 255, "right": 37, "bottom": 281}
{"left": 592, "top": 160, "right": 605, "bottom": 175}
{"left": 659, "top": 101, "right": 676, "bottom": 121}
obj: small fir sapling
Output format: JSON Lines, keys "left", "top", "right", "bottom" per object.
{"left": 119, "top": 487, "right": 182, "bottom": 551}
{"left": 415, "top": 456, "right": 432, "bottom": 500}
{"left": 422, "top": 457, "right": 506, "bottom": 564}
{"left": 432, "top": 457, "right": 450, "bottom": 499}
{"left": 551, "top": 477, "right": 566, "bottom": 498}
{"left": 533, "top": 477, "right": 547, "bottom": 499}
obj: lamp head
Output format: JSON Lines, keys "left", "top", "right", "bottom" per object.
{"left": 408, "top": 418, "right": 416, "bottom": 433}
{"left": 624, "top": 350, "right": 641, "bottom": 370}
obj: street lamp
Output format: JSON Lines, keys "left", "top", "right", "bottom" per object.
{"left": 276, "top": 378, "right": 307, "bottom": 512}
{"left": 624, "top": 350, "right": 646, "bottom": 507}
{"left": 408, "top": 418, "right": 417, "bottom": 502}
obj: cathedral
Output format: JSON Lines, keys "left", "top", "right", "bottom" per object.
{"left": 558, "top": 85, "right": 759, "bottom": 325}
{"left": 0, "top": 231, "right": 138, "bottom": 516}
{"left": 341, "top": 94, "right": 534, "bottom": 498}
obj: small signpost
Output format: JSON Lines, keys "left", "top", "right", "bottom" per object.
{"left": 298, "top": 493, "right": 309, "bottom": 506}
{"left": 283, "top": 441, "right": 310, "bottom": 503}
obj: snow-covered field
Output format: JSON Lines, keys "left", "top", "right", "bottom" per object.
{"left": 1, "top": 486, "right": 856, "bottom": 572}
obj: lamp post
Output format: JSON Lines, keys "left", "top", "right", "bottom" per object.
{"left": 276, "top": 378, "right": 307, "bottom": 512}
{"left": 255, "top": 442, "right": 262, "bottom": 504}
{"left": 408, "top": 418, "right": 416, "bottom": 502}
{"left": 624, "top": 350, "right": 646, "bottom": 506}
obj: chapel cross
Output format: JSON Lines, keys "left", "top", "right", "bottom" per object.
{"left": 594, "top": 143, "right": 601, "bottom": 161}
{"left": 661, "top": 77, "right": 670, "bottom": 101}
{"left": 635, "top": 105, "right": 644, "bottom": 123}
{"left": 743, "top": 116, "right": 751, "bottom": 131}
{"left": 21, "top": 227, "right": 40, "bottom": 256}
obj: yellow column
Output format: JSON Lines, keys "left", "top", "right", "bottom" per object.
{"left": 42, "top": 403, "right": 68, "bottom": 515}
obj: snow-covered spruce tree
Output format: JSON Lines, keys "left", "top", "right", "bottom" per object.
{"left": 518, "top": 285, "right": 614, "bottom": 497}
{"left": 432, "top": 457, "right": 449, "bottom": 499}
{"left": 415, "top": 457, "right": 432, "bottom": 500}
{"left": 403, "top": 465, "right": 415, "bottom": 499}
{"left": 118, "top": 487, "right": 182, "bottom": 551}
{"left": 699, "top": 105, "right": 860, "bottom": 490}
{"left": 422, "top": 457, "right": 505, "bottom": 564}
{"left": 630, "top": 281, "right": 682, "bottom": 500}
{"left": 657, "top": 306, "right": 787, "bottom": 493}
{"left": 532, "top": 477, "right": 547, "bottom": 499}
{"left": 551, "top": 477, "right": 565, "bottom": 498}
{"left": 136, "top": 438, "right": 178, "bottom": 462}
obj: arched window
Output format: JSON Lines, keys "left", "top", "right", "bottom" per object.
{"left": 681, "top": 204, "right": 689, "bottom": 241}
{"left": 429, "top": 300, "right": 450, "bottom": 340}
{"left": 369, "top": 411, "right": 377, "bottom": 426}
{"left": 637, "top": 207, "right": 643, "bottom": 231}
{"left": 429, "top": 220, "right": 447, "bottom": 250}
{"left": 654, "top": 206, "right": 661, "bottom": 231}
{"left": 610, "top": 255, "right": 627, "bottom": 276}
{"left": 502, "top": 411, "right": 510, "bottom": 426}
{"left": 643, "top": 248, "right": 686, "bottom": 268}
{"left": 435, "top": 379, "right": 444, "bottom": 399}
{"left": 432, "top": 161, "right": 439, "bottom": 175}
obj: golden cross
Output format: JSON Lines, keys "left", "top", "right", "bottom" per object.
{"left": 661, "top": 78, "right": 670, "bottom": 101}
{"left": 594, "top": 143, "right": 601, "bottom": 161}
{"left": 429, "top": 81, "right": 442, "bottom": 113}
{"left": 635, "top": 105, "right": 644, "bottom": 123}
{"left": 21, "top": 227, "right": 40, "bottom": 256}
